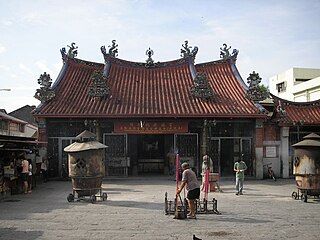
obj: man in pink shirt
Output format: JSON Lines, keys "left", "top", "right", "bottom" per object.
{"left": 20, "top": 155, "right": 29, "bottom": 194}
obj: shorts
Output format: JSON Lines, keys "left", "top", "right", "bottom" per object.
{"left": 187, "top": 188, "right": 200, "bottom": 200}
{"left": 21, "top": 173, "right": 29, "bottom": 182}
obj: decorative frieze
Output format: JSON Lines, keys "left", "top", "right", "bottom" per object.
{"left": 88, "top": 70, "right": 111, "bottom": 99}
{"left": 246, "top": 71, "right": 268, "bottom": 102}
{"left": 190, "top": 72, "right": 214, "bottom": 99}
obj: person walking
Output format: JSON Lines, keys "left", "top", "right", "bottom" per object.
{"left": 20, "top": 155, "right": 29, "bottom": 194}
{"left": 234, "top": 154, "right": 247, "bottom": 195}
{"left": 176, "top": 162, "right": 200, "bottom": 219}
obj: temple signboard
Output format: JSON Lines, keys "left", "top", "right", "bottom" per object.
{"left": 114, "top": 122, "right": 188, "bottom": 134}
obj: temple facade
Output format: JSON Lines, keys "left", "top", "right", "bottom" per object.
{"left": 33, "top": 41, "right": 320, "bottom": 179}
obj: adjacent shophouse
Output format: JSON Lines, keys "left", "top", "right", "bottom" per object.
{"left": 0, "top": 110, "right": 38, "bottom": 194}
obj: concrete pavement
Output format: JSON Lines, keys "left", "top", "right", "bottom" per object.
{"left": 0, "top": 177, "right": 319, "bottom": 240}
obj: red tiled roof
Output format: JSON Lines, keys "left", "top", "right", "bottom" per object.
{"left": 272, "top": 94, "right": 320, "bottom": 125}
{"left": 34, "top": 55, "right": 266, "bottom": 119}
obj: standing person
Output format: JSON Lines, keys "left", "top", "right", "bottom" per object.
{"left": 202, "top": 153, "right": 213, "bottom": 174}
{"left": 176, "top": 162, "right": 200, "bottom": 219}
{"left": 167, "top": 148, "right": 176, "bottom": 175}
{"left": 41, "top": 158, "right": 48, "bottom": 182}
{"left": 27, "top": 159, "right": 32, "bottom": 193}
{"left": 20, "top": 155, "right": 29, "bottom": 194}
{"left": 234, "top": 154, "right": 247, "bottom": 195}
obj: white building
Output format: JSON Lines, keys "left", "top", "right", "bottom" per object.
{"left": 269, "top": 68, "right": 320, "bottom": 102}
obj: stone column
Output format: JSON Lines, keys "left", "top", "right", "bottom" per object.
{"left": 255, "top": 119, "right": 264, "bottom": 179}
{"left": 280, "top": 127, "right": 290, "bottom": 178}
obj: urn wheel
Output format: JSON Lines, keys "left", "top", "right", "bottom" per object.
{"left": 67, "top": 193, "right": 74, "bottom": 202}
{"left": 102, "top": 192, "right": 108, "bottom": 201}
{"left": 300, "top": 193, "right": 307, "bottom": 203}
{"left": 291, "top": 192, "right": 298, "bottom": 200}
{"left": 91, "top": 195, "right": 97, "bottom": 203}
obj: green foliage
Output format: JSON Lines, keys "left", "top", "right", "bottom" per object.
{"left": 257, "top": 84, "right": 270, "bottom": 99}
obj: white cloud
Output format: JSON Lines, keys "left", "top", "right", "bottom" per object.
{"left": 19, "top": 63, "right": 33, "bottom": 75}
{"left": 35, "top": 61, "right": 51, "bottom": 74}
{"left": 0, "top": 65, "right": 9, "bottom": 71}
{"left": 0, "top": 44, "right": 6, "bottom": 54}
{"left": 2, "top": 20, "right": 13, "bottom": 26}
{"left": 21, "top": 11, "right": 47, "bottom": 25}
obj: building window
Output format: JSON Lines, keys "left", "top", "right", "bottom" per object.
{"left": 295, "top": 78, "right": 310, "bottom": 83}
{"left": 19, "top": 124, "right": 25, "bottom": 133}
{"left": 1, "top": 120, "right": 9, "bottom": 131}
{"left": 276, "top": 82, "right": 286, "bottom": 93}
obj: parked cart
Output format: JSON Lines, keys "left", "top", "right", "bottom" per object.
{"left": 291, "top": 133, "right": 320, "bottom": 202}
{"left": 64, "top": 130, "right": 108, "bottom": 203}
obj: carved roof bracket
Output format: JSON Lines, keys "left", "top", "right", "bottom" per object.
{"left": 190, "top": 72, "right": 214, "bottom": 99}
{"left": 34, "top": 72, "right": 55, "bottom": 103}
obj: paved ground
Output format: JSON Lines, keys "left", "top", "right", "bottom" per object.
{"left": 0, "top": 177, "right": 319, "bottom": 240}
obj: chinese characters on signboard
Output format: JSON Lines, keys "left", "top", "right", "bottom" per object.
{"left": 114, "top": 122, "right": 188, "bottom": 134}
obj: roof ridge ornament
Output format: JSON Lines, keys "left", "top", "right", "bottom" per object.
{"left": 88, "top": 70, "right": 111, "bottom": 99}
{"left": 67, "top": 42, "right": 78, "bottom": 58}
{"left": 145, "top": 47, "right": 155, "bottom": 67}
{"left": 275, "top": 100, "right": 287, "bottom": 118}
{"left": 101, "top": 40, "right": 119, "bottom": 61}
{"left": 246, "top": 71, "right": 268, "bottom": 102}
{"left": 219, "top": 43, "right": 239, "bottom": 60}
{"left": 180, "top": 40, "right": 198, "bottom": 59}
{"left": 190, "top": 72, "right": 214, "bottom": 99}
{"left": 34, "top": 72, "right": 55, "bottom": 103}
{"left": 60, "top": 42, "right": 78, "bottom": 62}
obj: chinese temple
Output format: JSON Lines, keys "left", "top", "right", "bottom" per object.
{"left": 265, "top": 95, "right": 320, "bottom": 177}
{"left": 33, "top": 41, "right": 270, "bottom": 178}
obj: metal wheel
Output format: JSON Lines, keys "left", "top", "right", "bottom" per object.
{"left": 301, "top": 194, "right": 307, "bottom": 203}
{"left": 291, "top": 192, "right": 298, "bottom": 200}
{"left": 102, "top": 192, "right": 108, "bottom": 201}
{"left": 91, "top": 195, "right": 97, "bottom": 203}
{"left": 67, "top": 193, "right": 74, "bottom": 202}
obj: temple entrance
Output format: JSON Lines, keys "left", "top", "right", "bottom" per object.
{"left": 220, "top": 139, "right": 235, "bottom": 176}
{"left": 137, "top": 134, "right": 166, "bottom": 174}
{"left": 209, "top": 137, "right": 252, "bottom": 177}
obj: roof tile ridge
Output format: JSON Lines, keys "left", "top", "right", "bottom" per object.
{"left": 195, "top": 58, "right": 230, "bottom": 67}
{"left": 107, "top": 55, "right": 190, "bottom": 68}
{"left": 270, "top": 93, "right": 320, "bottom": 106}
{"left": 64, "top": 55, "right": 103, "bottom": 68}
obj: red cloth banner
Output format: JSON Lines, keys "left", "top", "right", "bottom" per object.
{"left": 175, "top": 154, "right": 179, "bottom": 191}
{"left": 204, "top": 168, "right": 209, "bottom": 201}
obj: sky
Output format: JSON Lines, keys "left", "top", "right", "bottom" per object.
{"left": 0, "top": 0, "right": 319, "bottom": 113}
